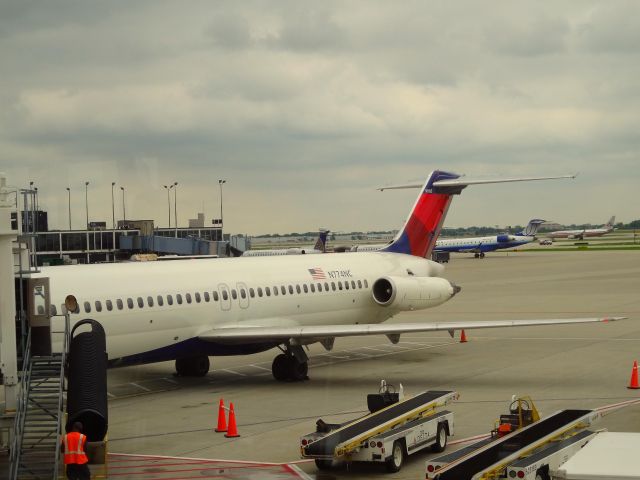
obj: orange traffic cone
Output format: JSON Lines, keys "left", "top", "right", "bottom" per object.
{"left": 225, "top": 402, "right": 240, "bottom": 437}
{"left": 628, "top": 361, "right": 639, "bottom": 390}
{"left": 460, "top": 330, "right": 468, "bottom": 343}
{"left": 215, "top": 398, "right": 227, "bottom": 432}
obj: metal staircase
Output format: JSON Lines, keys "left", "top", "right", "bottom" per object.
{"left": 10, "top": 318, "right": 69, "bottom": 480}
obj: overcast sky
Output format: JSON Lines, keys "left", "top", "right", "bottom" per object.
{"left": 1, "top": 1, "right": 638, "bottom": 234}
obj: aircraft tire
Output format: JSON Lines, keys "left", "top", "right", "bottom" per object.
{"left": 290, "top": 360, "right": 308, "bottom": 381}
{"left": 474, "top": 253, "right": 479, "bottom": 258}
{"left": 480, "top": 252, "right": 485, "bottom": 258}
{"left": 272, "top": 354, "right": 291, "bottom": 381}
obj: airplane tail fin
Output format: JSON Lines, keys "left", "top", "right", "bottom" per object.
{"left": 314, "top": 229, "right": 330, "bottom": 252}
{"left": 605, "top": 216, "right": 616, "bottom": 228}
{"left": 518, "top": 219, "right": 546, "bottom": 236}
{"left": 382, "top": 170, "right": 461, "bottom": 258}
{"left": 380, "top": 172, "right": 575, "bottom": 258}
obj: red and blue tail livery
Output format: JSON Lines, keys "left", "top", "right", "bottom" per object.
{"left": 383, "top": 170, "right": 461, "bottom": 258}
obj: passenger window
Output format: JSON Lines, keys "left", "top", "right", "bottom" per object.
{"left": 296, "top": 285, "right": 301, "bottom": 294}
{"left": 317, "top": 283, "right": 322, "bottom": 292}
{"left": 176, "top": 294, "right": 183, "bottom": 305}
{"left": 84, "top": 301, "right": 91, "bottom": 313}
{"left": 106, "top": 300, "right": 113, "bottom": 311}
{"left": 157, "top": 296, "right": 164, "bottom": 306}
{"left": 222, "top": 290, "right": 228, "bottom": 301}
{"left": 127, "top": 298, "right": 134, "bottom": 309}
{"left": 213, "top": 291, "right": 219, "bottom": 301}
{"left": 288, "top": 285, "right": 294, "bottom": 294}
{"left": 95, "top": 301, "right": 102, "bottom": 312}
{"left": 324, "top": 282, "right": 329, "bottom": 291}
{"left": 265, "top": 287, "right": 271, "bottom": 296}
{"left": 351, "top": 281, "right": 356, "bottom": 289}
{"left": 195, "top": 292, "right": 201, "bottom": 303}
{"left": 273, "top": 286, "right": 278, "bottom": 296}
{"left": 185, "top": 293, "right": 192, "bottom": 304}
{"left": 303, "top": 284, "right": 308, "bottom": 293}
{"left": 167, "top": 295, "right": 174, "bottom": 305}
{"left": 357, "top": 280, "right": 362, "bottom": 289}
{"left": 345, "top": 282, "right": 350, "bottom": 290}
{"left": 281, "top": 286, "right": 286, "bottom": 295}
{"left": 364, "top": 279, "right": 369, "bottom": 288}
{"left": 147, "top": 296, "right": 154, "bottom": 307}
{"left": 137, "top": 297, "right": 144, "bottom": 308}
{"left": 204, "top": 292, "right": 210, "bottom": 302}
{"left": 231, "top": 289, "right": 237, "bottom": 299}
{"left": 338, "top": 282, "right": 343, "bottom": 290}
{"left": 331, "top": 282, "right": 336, "bottom": 291}
{"left": 249, "top": 288, "right": 255, "bottom": 298}
{"left": 240, "top": 289, "right": 247, "bottom": 299}
{"left": 257, "top": 287, "right": 263, "bottom": 297}
{"left": 117, "top": 299, "right": 124, "bottom": 310}
{"left": 310, "top": 284, "right": 315, "bottom": 293}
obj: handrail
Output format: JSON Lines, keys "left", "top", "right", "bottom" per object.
{"left": 9, "top": 327, "right": 32, "bottom": 479}
{"left": 53, "top": 312, "right": 70, "bottom": 479}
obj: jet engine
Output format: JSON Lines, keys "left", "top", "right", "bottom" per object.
{"left": 372, "top": 276, "right": 459, "bottom": 311}
{"left": 496, "top": 234, "right": 516, "bottom": 242}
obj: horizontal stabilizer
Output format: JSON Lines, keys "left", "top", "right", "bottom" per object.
{"left": 378, "top": 174, "right": 576, "bottom": 192}
{"left": 199, "top": 316, "right": 624, "bottom": 343}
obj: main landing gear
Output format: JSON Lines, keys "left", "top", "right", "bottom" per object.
{"left": 175, "top": 355, "right": 210, "bottom": 377}
{"left": 272, "top": 344, "right": 309, "bottom": 382}
{"left": 474, "top": 252, "right": 485, "bottom": 259}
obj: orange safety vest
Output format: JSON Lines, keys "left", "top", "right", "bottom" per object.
{"left": 63, "top": 432, "right": 89, "bottom": 465}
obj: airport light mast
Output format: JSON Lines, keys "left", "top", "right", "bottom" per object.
{"left": 84, "top": 181, "right": 89, "bottom": 229}
{"left": 66, "top": 187, "right": 71, "bottom": 230}
{"left": 218, "top": 179, "right": 226, "bottom": 237}
{"left": 120, "top": 186, "right": 126, "bottom": 221}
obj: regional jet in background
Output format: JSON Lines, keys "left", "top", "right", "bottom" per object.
{"left": 547, "top": 216, "right": 616, "bottom": 240}
{"left": 433, "top": 219, "right": 545, "bottom": 258}
{"left": 34, "top": 170, "right": 619, "bottom": 383}
{"left": 350, "top": 219, "right": 546, "bottom": 258}
{"left": 242, "top": 229, "right": 329, "bottom": 257}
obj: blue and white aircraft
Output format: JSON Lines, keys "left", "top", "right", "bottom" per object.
{"left": 434, "top": 219, "right": 546, "bottom": 258}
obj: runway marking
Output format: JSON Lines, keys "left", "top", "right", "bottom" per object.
{"left": 360, "top": 346, "right": 392, "bottom": 353}
{"left": 470, "top": 336, "right": 640, "bottom": 341}
{"left": 219, "top": 369, "right": 247, "bottom": 376}
{"left": 163, "top": 377, "right": 179, "bottom": 384}
{"left": 249, "top": 364, "right": 271, "bottom": 372}
{"left": 107, "top": 392, "right": 116, "bottom": 398}
{"left": 130, "top": 382, "right": 151, "bottom": 392}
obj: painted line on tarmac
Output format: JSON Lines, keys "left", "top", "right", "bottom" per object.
{"left": 129, "top": 382, "right": 151, "bottom": 392}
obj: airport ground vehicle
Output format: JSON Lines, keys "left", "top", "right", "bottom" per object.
{"left": 426, "top": 400, "right": 603, "bottom": 480}
{"left": 300, "top": 383, "right": 457, "bottom": 473}
{"left": 539, "top": 239, "right": 553, "bottom": 245}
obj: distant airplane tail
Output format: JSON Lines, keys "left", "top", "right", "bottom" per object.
{"left": 605, "top": 216, "right": 616, "bottom": 228}
{"left": 314, "top": 229, "right": 330, "bottom": 252}
{"left": 518, "top": 219, "right": 546, "bottom": 236}
{"left": 382, "top": 170, "right": 461, "bottom": 258}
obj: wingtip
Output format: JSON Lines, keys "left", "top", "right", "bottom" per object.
{"left": 601, "top": 316, "right": 627, "bottom": 322}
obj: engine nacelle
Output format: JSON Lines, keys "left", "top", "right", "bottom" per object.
{"left": 496, "top": 234, "right": 516, "bottom": 243}
{"left": 372, "top": 276, "right": 456, "bottom": 311}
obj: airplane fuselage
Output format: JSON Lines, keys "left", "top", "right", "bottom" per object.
{"left": 34, "top": 252, "right": 450, "bottom": 367}
{"left": 434, "top": 235, "right": 534, "bottom": 254}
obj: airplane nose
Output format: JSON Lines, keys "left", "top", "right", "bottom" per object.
{"left": 450, "top": 281, "right": 462, "bottom": 296}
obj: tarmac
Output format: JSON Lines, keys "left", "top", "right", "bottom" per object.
{"left": 2, "top": 250, "right": 637, "bottom": 479}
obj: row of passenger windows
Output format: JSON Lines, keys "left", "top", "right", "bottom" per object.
{"left": 40, "top": 279, "right": 371, "bottom": 315}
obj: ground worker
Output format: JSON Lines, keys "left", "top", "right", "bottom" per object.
{"left": 61, "top": 421, "right": 90, "bottom": 479}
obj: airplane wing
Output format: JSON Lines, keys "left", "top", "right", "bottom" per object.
{"left": 199, "top": 317, "right": 623, "bottom": 344}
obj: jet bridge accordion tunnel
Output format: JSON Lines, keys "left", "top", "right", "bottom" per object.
{"left": 66, "top": 319, "right": 108, "bottom": 441}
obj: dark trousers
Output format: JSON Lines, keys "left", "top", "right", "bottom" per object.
{"left": 66, "top": 463, "right": 91, "bottom": 480}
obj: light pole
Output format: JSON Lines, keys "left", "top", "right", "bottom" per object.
{"left": 111, "top": 182, "right": 116, "bottom": 229}
{"left": 218, "top": 179, "right": 226, "bottom": 236}
{"left": 84, "top": 181, "right": 89, "bottom": 229}
{"left": 66, "top": 187, "right": 71, "bottom": 230}
{"left": 163, "top": 185, "right": 172, "bottom": 228}
{"left": 120, "top": 186, "right": 126, "bottom": 222}
{"left": 173, "top": 182, "right": 178, "bottom": 237}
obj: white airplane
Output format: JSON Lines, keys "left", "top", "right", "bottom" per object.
{"left": 351, "top": 219, "right": 546, "bottom": 258}
{"left": 34, "top": 170, "right": 619, "bottom": 382}
{"left": 242, "top": 229, "right": 329, "bottom": 257}
{"left": 548, "top": 216, "right": 616, "bottom": 240}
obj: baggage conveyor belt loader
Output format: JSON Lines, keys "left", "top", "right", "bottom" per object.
{"left": 427, "top": 407, "right": 604, "bottom": 480}
{"left": 300, "top": 382, "right": 458, "bottom": 473}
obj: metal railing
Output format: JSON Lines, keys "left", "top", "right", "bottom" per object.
{"left": 52, "top": 313, "right": 71, "bottom": 478}
{"left": 9, "top": 328, "right": 32, "bottom": 479}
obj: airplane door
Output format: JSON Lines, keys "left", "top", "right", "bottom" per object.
{"left": 237, "top": 282, "right": 249, "bottom": 309}
{"left": 218, "top": 284, "right": 231, "bottom": 311}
